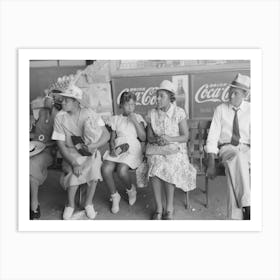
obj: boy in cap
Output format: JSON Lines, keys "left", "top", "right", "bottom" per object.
{"left": 205, "top": 73, "right": 251, "bottom": 220}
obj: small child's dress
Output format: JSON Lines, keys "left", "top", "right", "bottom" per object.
{"left": 103, "top": 114, "right": 146, "bottom": 169}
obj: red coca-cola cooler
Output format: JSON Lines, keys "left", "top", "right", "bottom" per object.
{"left": 189, "top": 69, "right": 250, "bottom": 119}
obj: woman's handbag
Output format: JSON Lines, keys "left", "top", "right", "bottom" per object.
{"left": 71, "top": 135, "right": 92, "bottom": 156}
{"left": 115, "top": 143, "right": 129, "bottom": 156}
{"left": 145, "top": 143, "right": 180, "bottom": 156}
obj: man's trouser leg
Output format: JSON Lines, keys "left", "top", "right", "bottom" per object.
{"left": 219, "top": 144, "right": 250, "bottom": 220}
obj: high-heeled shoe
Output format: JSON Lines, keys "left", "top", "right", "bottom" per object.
{"left": 152, "top": 212, "right": 162, "bottom": 220}
{"left": 163, "top": 210, "right": 174, "bottom": 220}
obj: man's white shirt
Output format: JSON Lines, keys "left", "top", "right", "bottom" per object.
{"left": 205, "top": 101, "right": 250, "bottom": 154}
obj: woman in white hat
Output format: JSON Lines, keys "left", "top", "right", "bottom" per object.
{"left": 52, "top": 85, "right": 110, "bottom": 220}
{"left": 146, "top": 80, "right": 196, "bottom": 220}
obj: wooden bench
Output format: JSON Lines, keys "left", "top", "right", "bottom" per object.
{"left": 185, "top": 119, "right": 225, "bottom": 209}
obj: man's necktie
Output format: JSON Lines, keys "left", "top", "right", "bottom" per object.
{"left": 231, "top": 108, "right": 240, "bottom": 146}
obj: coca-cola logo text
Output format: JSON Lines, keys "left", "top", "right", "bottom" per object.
{"left": 195, "top": 83, "right": 230, "bottom": 103}
{"left": 195, "top": 83, "right": 250, "bottom": 104}
{"left": 117, "top": 87, "right": 158, "bottom": 106}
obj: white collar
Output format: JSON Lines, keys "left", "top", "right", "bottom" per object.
{"left": 160, "top": 103, "right": 175, "bottom": 118}
{"left": 229, "top": 100, "right": 245, "bottom": 111}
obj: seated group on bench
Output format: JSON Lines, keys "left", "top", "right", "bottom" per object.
{"left": 29, "top": 74, "right": 250, "bottom": 221}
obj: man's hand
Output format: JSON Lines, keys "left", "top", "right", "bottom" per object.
{"left": 206, "top": 164, "right": 216, "bottom": 179}
{"left": 206, "top": 153, "right": 216, "bottom": 180}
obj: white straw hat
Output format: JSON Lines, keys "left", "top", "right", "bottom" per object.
{"left": 157, "top": 80, "right": 176, "bottom": 95}
{"left": 30, "top": 141, "right": 46, "bottom": 157}
{"left": 59, "top": 85, "right": 83, "bottom": 101}
{"left": 229, "top": 73, "right": 250, "bottom": 92}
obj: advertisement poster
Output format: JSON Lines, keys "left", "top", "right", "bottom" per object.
{"left": 111, "top": 75, "right": 189, "bottom": 117}
{"left": 82, "top": 83, "right": 113, "bottom": 116}
{"left": 190, "top": 70, "right": 250, "bottom": 119}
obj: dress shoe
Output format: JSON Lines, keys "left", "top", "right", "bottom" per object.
{"left": 243, "top": 206, "right": 250, "bottom": 220}
{"left": 30, "top": 205, "right": 41, "bottom": 220}
{"left": 152, "top": 212, "right": 162, "bottom": 220}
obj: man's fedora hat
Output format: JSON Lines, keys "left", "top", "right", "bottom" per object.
{"left": 229, "top": 73, "right": 250, "bottom": 92}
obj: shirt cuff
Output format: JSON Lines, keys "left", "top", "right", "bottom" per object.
{"left": 204, "top": 144, "right": 219, "bottom": 155}
{"left": 52, "top": 131, "right": 65, "bottom": 141}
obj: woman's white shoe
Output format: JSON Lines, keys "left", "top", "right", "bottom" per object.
{"left": 63, "top": 206, "right": 74, "bottom": 220}
{"left": 110, "top": 192, "right": 121, "bottom": 214}
{"left": 126, "top": 184, "right": 137, "bottom": 206}
{"left": 85, "top": 204, "right": 97, "bottom": 219}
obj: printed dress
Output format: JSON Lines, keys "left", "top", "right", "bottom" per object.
{"left": 52, "top": 108, "right": 104, "bottom": 189}
{"left": 147, "top": 104, "right": 196, "bottom": 192}
{"left": 103, "top": 114, "right": 146, "bottom": 169}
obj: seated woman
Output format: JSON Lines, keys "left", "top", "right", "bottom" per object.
{"left": 29, "top": 91, "right": 62, "bottom": 220}
{"left": 146, "top": 80, "right": 197, "bottom": 220}
{"left": 52, "top": 85, "right": 110, "bottom": 220}
{"left": 101, "top": 91, "right": 146, "bottom": 214}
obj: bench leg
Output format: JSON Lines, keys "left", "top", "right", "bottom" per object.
{"left": 205, "top": 176, "right": 209, "bottom": 208}
{"left": 184, "top": 191, "right": 190, "bottom": 209}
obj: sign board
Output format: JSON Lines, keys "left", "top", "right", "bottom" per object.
{"left": 190, "top": 70, "right": 250, "bottom": 119}
{"left": 111, "top": 75, "right": 189, "bottom": 117}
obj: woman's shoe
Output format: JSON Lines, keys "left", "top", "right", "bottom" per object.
{"left": 110, "top": 192, "right": 121, "bottom": 214}
{"left": 152, "top": 212, "right": 163, "bottom": 220}
{"left": 63, "top": 206, "right": 74, "bottom": 220}
{"left": 30, "top": 205, "right": 41, "bottom": 220}
{"left": 85, "top": 204, "right": 97, "bottom": 220}
{"left": 163, "top": 210, "right": 174, "bottom": 220}
{"left": 126, "top": 184, "right": 137, "bottom": 206}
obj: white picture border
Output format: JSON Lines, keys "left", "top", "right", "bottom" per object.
{"left": 19, "top": 48, "right": 262, "bottom": 232}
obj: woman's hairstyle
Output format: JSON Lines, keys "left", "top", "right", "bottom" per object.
{"left": 157, "top": 89, "right": 176, "bottom": 103}
{"left": 119, "top": 91, "right": 136, "bottom": 108}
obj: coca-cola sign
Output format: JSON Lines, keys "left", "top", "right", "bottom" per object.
{"left": 190, "top": 70, "right": 250, "bottom": 119}
{"left": 111, "top": 75, "right": 172, "bottom": 115}
{"left": 195, "top": 83, "right": 230, "bottom": 103}
{"left": 117, "top": 87, "right": 158, "bottom": 106}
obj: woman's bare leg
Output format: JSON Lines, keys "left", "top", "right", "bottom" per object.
{"left": 101, "top": 160, "right": 117, "bottom": 195}
{"left": 151, "top": 176, "right": 163, "bottom": 213}
{"left": 85, "top": 180, "right": 97, "bottom": 206}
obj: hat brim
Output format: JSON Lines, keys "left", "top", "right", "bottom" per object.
{"left": 156, "top": 87, "right": 176, "bottom": 95}
{"left": 59, "top": 92, "right": 82, "bottom": 101}
{"left": 228, "top": 83, "right": 250, "bottom": 92}
{"left": 30, "top": 141, "right": 46, "bottom": 157}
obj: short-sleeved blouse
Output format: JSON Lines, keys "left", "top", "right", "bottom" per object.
{"left": 52, "top": 108, "right": 104, "bottom": 189}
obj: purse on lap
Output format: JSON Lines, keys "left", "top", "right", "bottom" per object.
{"left": 145, "top": 143, "right": 180, "bottom": 156}
{"left": 71, "top": 135, "right": 92, "bottom": 156}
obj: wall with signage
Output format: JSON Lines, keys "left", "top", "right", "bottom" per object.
{"left": 111, "top": 68, "right": 250, "bottom": 120}
{"left": 190, "top": 70, "right": 250, "bottom": 119}
{"left": 111, "top": 75, "right": 189, "bottom": 117}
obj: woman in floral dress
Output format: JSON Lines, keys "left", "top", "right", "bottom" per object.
{"left": 146, "top": 80, "right": 196, "bottom": 220}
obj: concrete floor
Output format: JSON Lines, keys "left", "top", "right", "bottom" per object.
{"left": 38, "top": 169, "right": 228, "bottom": 220}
